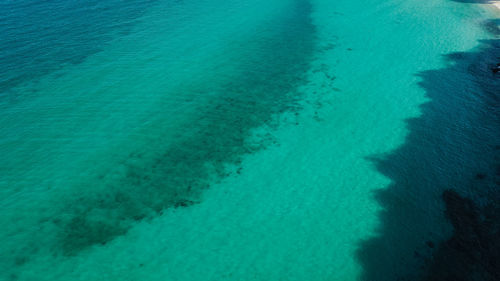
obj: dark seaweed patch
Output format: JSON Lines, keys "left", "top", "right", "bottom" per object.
{"left": 52, "top": 0, "right": 317, "bottom": 256}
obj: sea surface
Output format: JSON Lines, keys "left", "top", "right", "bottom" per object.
{"left": 0, "top": 0, "right": 499, "bottom": 280}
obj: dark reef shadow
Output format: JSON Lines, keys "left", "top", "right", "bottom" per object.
{"left": 356, "top": 34, "right": 500, "bottom": 281}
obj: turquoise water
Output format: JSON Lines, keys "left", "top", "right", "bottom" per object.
{"left": 0, "top": 0, "right": 498, "bottom": 280}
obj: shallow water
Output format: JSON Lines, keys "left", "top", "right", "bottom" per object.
{"left": 0, "top": 0, "right": 498, "bottom": 280}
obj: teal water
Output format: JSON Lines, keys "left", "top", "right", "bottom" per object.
{"left": 0, "top": 0, "right": 498, "bottom": 280}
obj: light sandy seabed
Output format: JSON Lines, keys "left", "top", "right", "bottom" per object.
{"left": 492, "top": 0, "right": 500, "bottom": 12}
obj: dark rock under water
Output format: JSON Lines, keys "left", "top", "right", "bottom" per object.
{"left": 424, "top": 189, "right": 500, "bottom": 281}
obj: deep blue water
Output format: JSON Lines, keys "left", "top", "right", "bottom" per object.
{"left": 0, "top": 0, "right": 156, "bottom": 95}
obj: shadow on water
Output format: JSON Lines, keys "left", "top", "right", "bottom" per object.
{"left": 356, "top": 34, "right": 500, "bottom": 281}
